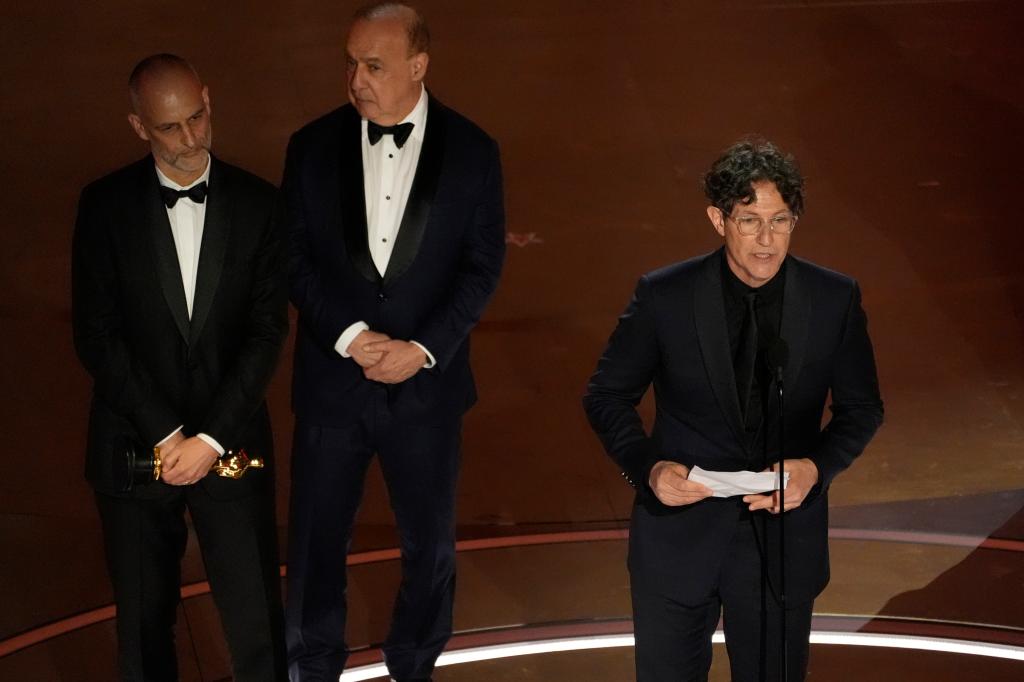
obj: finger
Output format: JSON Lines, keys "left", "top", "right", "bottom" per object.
{"left": 364, "top": 341, "right": 396, "bottom": 352}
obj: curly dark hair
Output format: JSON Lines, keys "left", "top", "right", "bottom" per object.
{"left": 702, "top": 139, "right": 805, "bottom": 217}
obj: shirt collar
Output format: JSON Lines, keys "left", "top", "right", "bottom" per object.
{"left": 155, "top": 154, "right": 211, "bottom": 191}
{"left": 361, "top": 84, "right": 428, "bottom": 143}
{"left": 401, "top": 84, "right": 428, "bottom": 143}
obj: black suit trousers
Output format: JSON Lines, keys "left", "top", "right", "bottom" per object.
{"left": 96, "top": 479, "right": 286, "bottom": 682}
{"left": 285, "top": 387, "right": 461, "bottom": 682}
{"left": 632, "top": 510, "right": 812, "bottom": 682}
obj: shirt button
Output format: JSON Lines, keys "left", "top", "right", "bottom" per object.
{"left": 388, "top": 154, "right": 394, "bottom": 159}
{"left": 385, "top": 195, "right": 391, "bottom": 200}
{"left": 382, "top": 238, "right": 388, "bottom": 243}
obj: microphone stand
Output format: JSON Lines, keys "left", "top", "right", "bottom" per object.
{"left": 774, "top": 363, "right": 787, "bottom": 682}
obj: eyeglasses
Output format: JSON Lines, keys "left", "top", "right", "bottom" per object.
{"left": 726, "top": 212, "right": 798, "bottom": 236}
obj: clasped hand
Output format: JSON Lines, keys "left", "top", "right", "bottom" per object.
{"left": 346, "top": 330, "right": 426, "bottom": 384}
{"left": 160, "top": 432, "right": 219, "bottom": 486}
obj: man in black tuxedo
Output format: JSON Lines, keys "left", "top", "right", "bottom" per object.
{"left": 72, "top": 54, "right": 288, "bottom": 681}
{"left": 584, "top": 140, "right": 883, "bottom": 681}
{"left": 282, "top": 3, "right": 505, "bottom": 681}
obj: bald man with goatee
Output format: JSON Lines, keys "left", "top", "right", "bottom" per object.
{"left": 72, "top": 54, "right": 288, "bottom": 681}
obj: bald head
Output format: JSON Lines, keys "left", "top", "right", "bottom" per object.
{"left": 353, "top": 2, "right": 430, "bottom": 56}
{"left": 127, "top": 54, "right": 212, "bottom": 186}
{"left": 128, "top": 54, "right": 202, "bottom": 113}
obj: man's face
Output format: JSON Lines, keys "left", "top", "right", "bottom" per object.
{"left": 128, "top": 71, "right": 212, "bottom": 185}
{"left": 707, "top": 181, "right": 793, "bottom": 288}
{"left": 346, "top": 17, "right": 428, "bottom": 125}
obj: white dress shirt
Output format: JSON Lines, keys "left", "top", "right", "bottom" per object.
{"left": 335, "top": 85, "right": 436, "bottom": 368}
{"left": 154, "top": 158, "right": 224, "bottom": 455}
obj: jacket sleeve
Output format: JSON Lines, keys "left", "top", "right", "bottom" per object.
{"left": 71, "top": 184, "right": 181, "bottom": 446}
{"left": 410, "top": 139, "right": 506, "bottom": 371}
{"left": 284, "top": 134, "right": 368, "bottom": 351}
{"left": 808, "top": 282, "right": 884, "bottom": 489}
{"left": 199, "top": 194, "right": 289, "bottom": 447}
{"left": 583, "top": 275, "right": 661, "bottom": 495}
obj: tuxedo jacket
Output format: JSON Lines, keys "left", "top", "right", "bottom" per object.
{"left": 584, "top": 249, "right": 883, "bottom": 604}
{"left": 283, "top": 96, "right": 505, "bottom": 425}
{"left": 72, "top": 156, "right": 289, "bottom": 497}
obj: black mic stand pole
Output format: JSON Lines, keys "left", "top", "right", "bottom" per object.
{"left": 775, "top": 362, "right": 787, "bottom": 682}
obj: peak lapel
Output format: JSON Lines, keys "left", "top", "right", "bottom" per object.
{"left": 142, "top": 164, "right": 190, "bottom": 343}
{"left": 383, "top": 96, "right": 446, "bottom": 286}
{"left": 340, "top": 107, "right": 379, "bottom": 284}
{"left": 189, "top": 157, "right": 228, "bottom": 346}
{"left": 693, "top": 250, "right": 746, "bottom": 446}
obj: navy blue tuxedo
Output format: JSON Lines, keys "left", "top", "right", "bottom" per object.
{"left": 285, "top": 97, "right": 505, "bottom": 425}
{"left": 283, "top": 95, "right": 504, "bottom": 681}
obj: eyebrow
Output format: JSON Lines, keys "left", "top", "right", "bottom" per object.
{"left": 154, "top": 106, "right": 205, "bottom": 128}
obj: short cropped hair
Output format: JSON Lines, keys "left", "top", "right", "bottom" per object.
{"left": 128, "top": 54, "right": 199, "bottom": 110}
{"left": 354, "top": 1, "right": 430, "bottom": 55}
{"left": 702, "top": 139, "right": 805, "bottom": 216}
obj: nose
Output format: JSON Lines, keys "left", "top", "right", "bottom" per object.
{"left": 181, "top": 124, "right": 197, "bottom": 149}
{"left": 348, "top": 64, "right": 364, "bottom": 91}
{"left": 756, "top": 223, "right": 774, "bottom": 246}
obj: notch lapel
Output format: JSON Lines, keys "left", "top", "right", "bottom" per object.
{"left": 383, "top": 96, "right": 446, "bottom": 286}
{"left": 188, "top": 158, "right": 228, "bottom": 346}
{"left": 693, "top": 250, "right": 746, "bottom": 447}
{"left": 142, "top": 163, "right": 190, "bottom": 343}
{"left": 339, "top": 106, "right": 379, "bottom": 284}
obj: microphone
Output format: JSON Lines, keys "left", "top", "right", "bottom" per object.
{"left": 765, "top": 335, "right": 790, "bottom": 681}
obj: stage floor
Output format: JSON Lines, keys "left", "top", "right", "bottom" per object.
{"left": 1, "top": 0, "right": 1023, "bottom": 679}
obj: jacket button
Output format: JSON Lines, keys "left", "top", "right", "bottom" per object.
{"left": 378, "top": 293, "right": 387, "bottom": 302}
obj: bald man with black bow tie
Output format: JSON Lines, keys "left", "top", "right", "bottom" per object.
{"left": 72, "top": 53, "right": 288, "bottom": 681}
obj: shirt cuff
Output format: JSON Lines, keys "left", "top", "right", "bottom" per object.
{"left": 410, "top": 340, "right": 436, "bottom": 369}
{"left": 196, "top": 433, "right": 226, "bottom": 456}
{"left": 156, "top": 426, "right": 183, "bottom": 448}
{"left": 336, "top": 321, "right": 371, "bottom": 358}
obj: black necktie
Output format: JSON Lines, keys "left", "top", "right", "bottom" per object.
{"left": 160, "top": 182, "right": 208, "bottom": 209}
{"left": 367, "top": 121, "right": 414, "bottom": 148}
{"left": 735, "top": 292, "right": 759, "bottom": 427}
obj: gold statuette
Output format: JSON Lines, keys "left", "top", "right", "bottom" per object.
{"left": 212, "top": 449, "right": 265, "bottom": 479}
{"left": 152, "top": 446, "right": 163, "bottom": 481}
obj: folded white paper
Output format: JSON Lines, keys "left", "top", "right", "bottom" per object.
{"left": 688, "top": 466, "right": 789, "bottom": 498}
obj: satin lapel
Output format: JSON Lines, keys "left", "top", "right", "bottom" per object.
{"left": 693, "top": 250, "right": 745, "bottom": 445}
{"left": 339, "top": 107, "right": 379, "bottom": 284}
{"left": 142, "top": 163, "right": 190, "bottom": 343}
{"left": 189, "top": 158, "right": 228, "bottom": 346}
{"left": 383, "top": 96, "right": 446, "bottom": 286}
{"left": 780, "top": 256, "right": 810, "bottom": 392}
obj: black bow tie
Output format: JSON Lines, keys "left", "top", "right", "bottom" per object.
{"left": 367, "top": 121, "right": 414, "bottom": 148}
{"left": 160, "top": 181, "right": 208, "bottom": 208}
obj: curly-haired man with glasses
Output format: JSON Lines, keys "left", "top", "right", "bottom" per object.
{"left": 585, "top": 139, "right": 883, "bottom": 681}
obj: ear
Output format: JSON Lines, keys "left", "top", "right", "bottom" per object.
{"left": 707, "top": 206, "right": 726, "bottom": 237}
{"left": 201, "top": 85, "right": 211, "bottom": 114}
{"left": 127, "top": 113, "right": 150, "bottom": 142}
{"left": 410, "top": 52, "right": 429, "bottom": 82}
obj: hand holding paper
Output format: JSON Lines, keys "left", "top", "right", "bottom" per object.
{"left": 687, "top": 466, "right": 789, "bottom": 498}
{"left": 742, "top": 458, "right": 820, "bottom": 514}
